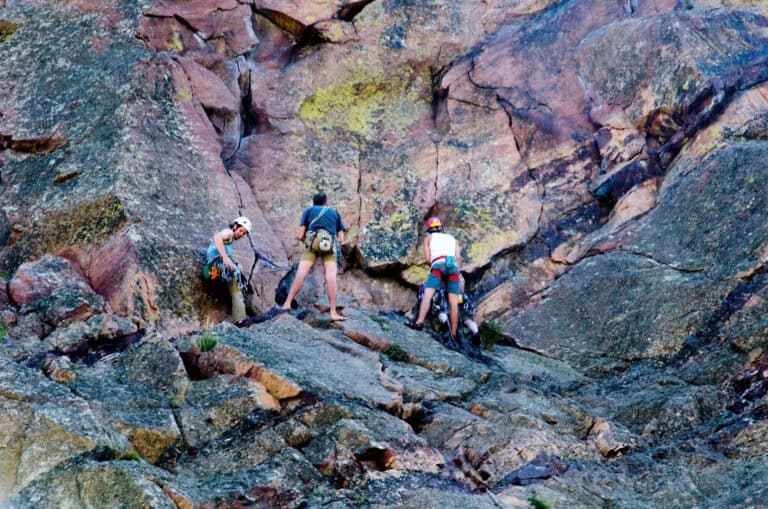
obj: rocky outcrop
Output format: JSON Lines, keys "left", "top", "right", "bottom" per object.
{"left": 3, "top": 0, "right": 768, "bottom": 507}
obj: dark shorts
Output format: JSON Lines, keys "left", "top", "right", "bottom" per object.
{"left": 425, "top": 261, "right": 460, "bottom": 294}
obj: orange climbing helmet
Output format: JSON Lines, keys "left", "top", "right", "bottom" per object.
{"left": 425, "top": 216, "right": 443, "bottom": 233}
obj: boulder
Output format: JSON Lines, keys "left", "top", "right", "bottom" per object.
{"left": 504, "top": 252, "right": 734, "bottom": 372}
{"left": 184, "top": 317, "right": 405, "bottom": 411}
{"left": 69, "top": 339, "right": 189, "bottom": 463}
{"left": 6, "top": 459, "right": 184, "bottom": 509}
{"left": 138, "top": 0, "right": 258, "bottom": 57}
{"left": 9, "top": 255, "right": 88, "bottom": 306}
{"left": 47, "top": 313, "right": 138, "bottom": 354}
{"left": 0, "top": 358, "right": 113, "bottom": 497}
{"left": 0, "top": 312, "right": 51, "bottom": 363}
{"left": 175, "top": 374, "right": 280, "bottom": 447}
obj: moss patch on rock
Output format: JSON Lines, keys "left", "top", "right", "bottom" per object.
{"left": 0, "top": 20, "right": 19, "bottom": 43}
{"left": 299, "top": 65, "right": 431, "bottom": 144}
{"left": 10, "top": 194, "right": 128, "bottom": 268}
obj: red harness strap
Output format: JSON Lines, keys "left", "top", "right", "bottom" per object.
{"left": 430, "top": 268, "right": 459, "bottom": 281}
{"left": 431, "top": 255, "right": 446, "bottom": 265}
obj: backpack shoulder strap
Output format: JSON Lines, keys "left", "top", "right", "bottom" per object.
{"left": 308, "top": 207, "right": 329, "bottom": 229}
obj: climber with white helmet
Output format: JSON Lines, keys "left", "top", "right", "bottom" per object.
{"left": 203, "top": 216, "right": 252, "bottom": 323}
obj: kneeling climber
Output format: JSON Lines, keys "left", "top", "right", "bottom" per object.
{"left": 203, "top": 216, "right": 251, "bottom": 323}
{"left": 407, "top": 217, "right": 461, "bottom": 337}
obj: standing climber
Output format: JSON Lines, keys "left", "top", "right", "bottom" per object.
{"left": 204, "top": 216, "right": 251, "bottom": 323}
{"left": 407, "top": 217, "right": 462, "bottom": 337}
{"left": 280, "top": 192, "right": 347, "bottom": 321}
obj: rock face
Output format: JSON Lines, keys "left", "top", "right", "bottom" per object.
{"left": 2, "top": 0, "right": 768, "bottom": 507}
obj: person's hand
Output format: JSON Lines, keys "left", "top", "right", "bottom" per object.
{"left": 224, "top": 258, "right": 236, "bottom": 272}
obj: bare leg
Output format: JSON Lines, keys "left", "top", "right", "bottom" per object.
{"left": 228, "top": 280, "right": 246, "bottom": 323}
{"left": 415, "top": 287, "right": 437, "bottom": 324}
{"left": 447, "top": 292, "right": 459, "bottom": 337}
{"left": 324, "top": 259, "right": 346, "bottom": 321}
{"left": 281, "top": 259, "right": 314, "bottom": 310}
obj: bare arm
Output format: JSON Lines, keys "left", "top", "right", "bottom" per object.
{"left": 454, "top": 240, "right": 462, "bottom": 265}
{"left": 213, "top": 229, "right": 235, "bottom": 269}
{"left": 337, "top": 229, "right": 345, "bottom": 244}
{"left": 422, "top": 235, "right": 431, "bottom": 265}
{"left": 297, "top": 225, "right": 307, "bottom": 241}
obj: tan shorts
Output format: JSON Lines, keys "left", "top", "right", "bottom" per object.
{"left": 300, "top": 248, "right": 336, "bottom": 263}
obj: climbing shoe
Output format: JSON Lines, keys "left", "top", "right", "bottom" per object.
{"left": 405, "top": 321, "right": 424, "bottom": 331}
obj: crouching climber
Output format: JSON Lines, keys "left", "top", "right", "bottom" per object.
{"left": 203, "top": 216, "right": 252, "bottom": 323}
{"left": 407, "top": 216, "right": 461, "bottom": 337}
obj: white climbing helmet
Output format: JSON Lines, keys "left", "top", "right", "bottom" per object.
{"left": 233, "top": 216, "right": 252, "bottom": 233}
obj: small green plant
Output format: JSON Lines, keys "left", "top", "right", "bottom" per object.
{"left": 118, "top": 451, "right": 142, "bottom": 462}
{"left": 0, "top": 324, "right": 6, "bottom": 342}
{"left": 0, "top": 20, "right": 19, "bottom": 43}
{"left": 710, "top": 415, "right": 728, "bottom": 433}
{"left": 528, "top": 496, "right": 551, "bottom": 509}
{"left": 479, "top": 321, "right": 504, "bottom": 351}
{"left": 369, "top": 314, "right": 391, "bottom": 332}
{"left": 198, "top": 333, "right": 218, "bottom": 352}
{"left": 353, "top": 495, "right": 370, "bottom": 505}
{"left": 382, "top": 343, "right": 408, "bottom": 362}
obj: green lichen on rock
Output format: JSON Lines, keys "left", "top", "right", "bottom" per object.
{"left": 299, "top": 65, "right": 432, "bottom": 143}
{"left": 14, "top": 194, "right": 128, "bottom": 265}
{"left": 0, "top": 20, "right": 19, "bottom": 43}
{"left": 360, "top": 183, "right": 422, "bottom": 267}
{"left": 166, "top": 26, "right": 183, "bottom": 52}
{"left": 448, "top": 194, "right": 524, "bottom": 266}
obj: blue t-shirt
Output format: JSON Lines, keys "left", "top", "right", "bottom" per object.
{"left": 300, "top": 206, "right": 346, "bottom": 235}
{"left": 206, "top": 239, "right": 234, "bottom": 265}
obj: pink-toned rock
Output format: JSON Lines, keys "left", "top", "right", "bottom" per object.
{"left": 337, "top": 269, "right": 415, "bottom": 313}
{"left": 313, "top": 20, "right": 358, "bottom": 43}
{"left": 175, "top": 56, "right": 241, "bottom": 156}
{"left": 551, "top": 177, "right": 658, "bottom": 265}
{"left": 230, "top": 133, "right": 361, "bottom": 257}
{"left": 139, "top": 1, "right": 257, "bottom": 56}
{"left": 9, "top": 255, "right": 104, "bottom": 327}
{"left": 606, "top": 178, "right": 658, "bottom": 229}
{"left": 9, "top": 255, "right": 87, "bottom": 307}
{"left": 471, "top": 0, "right": 631, "bottom": 166}
{"left": 475, "top": 257, "right": 563, "bottom": 322}
{"left": 175, "top": 57, "right": 239, "bottom": 114}
{"left": 673, "top": 81, "right": 768, "bottom": 171}
{"left": 86, "top": 231, "right": 149, "bottom": 321}
{"left": 253, "top": 0, "right": 349, "bottom": 29}
{"left": 576, "top": 9, "right": 768, "bottom": 145}
{"left": 193, "top": 53, "right": 249, "bottom": 105}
